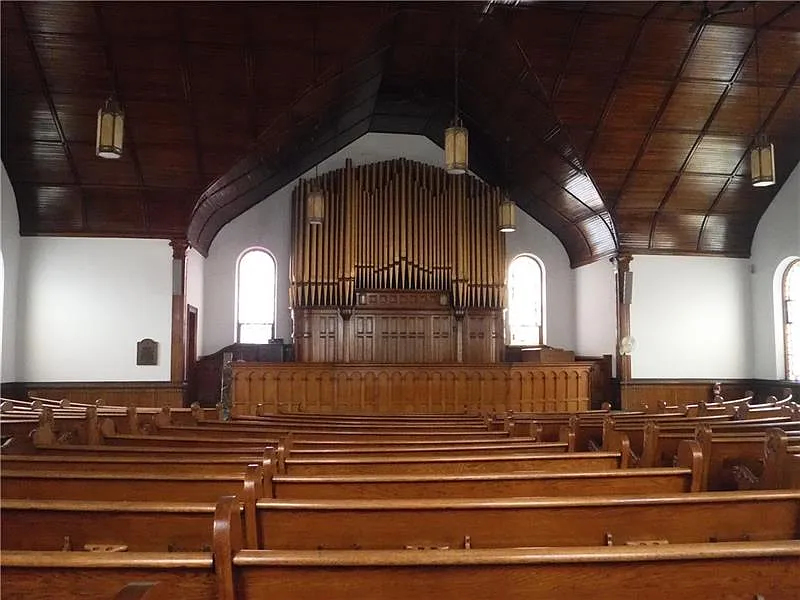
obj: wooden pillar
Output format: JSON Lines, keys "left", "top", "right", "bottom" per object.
{"left": 170, "top": 239, "right": 189, "bottom": 385}
{"left": 339, "top": 307, "right": 353, "bottom": 363}
{"left": 455, "top": 309, "right": 466, "bottom": 363}
{"left": 613, "top": 253, "right": 633, "bottom": 408}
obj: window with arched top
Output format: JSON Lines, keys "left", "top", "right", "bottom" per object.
{"left": 236, "top": 248, "right": 277, "bottom": 344}
{"left": 783, "top": 258, "right": 800, "bottom": 381}
{"left": 507, "top": 254, "right": 545, "bottom": 346}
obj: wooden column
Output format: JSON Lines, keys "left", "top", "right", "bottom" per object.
{"left": 170, "top": 239, "right": 189, "bottom": 384}
{"left": 613, "top": 253, "right": 633, "bottom": 408}
{"left": 455, "top": 309, "right": 465, "bottom": 363}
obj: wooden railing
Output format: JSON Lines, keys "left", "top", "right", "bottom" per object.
{"left": 231, "top": 363, "right": 592, "bottom": 416}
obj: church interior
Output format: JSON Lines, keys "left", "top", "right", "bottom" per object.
{"left": 1, "top": 1, "right": 800, "bottom": 598}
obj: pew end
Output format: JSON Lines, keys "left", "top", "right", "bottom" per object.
{"left": 677, "top": 439, "right": 705, "bottom": 492}
{"left": 214, "top": 495, "right": 243, "bottom": 600}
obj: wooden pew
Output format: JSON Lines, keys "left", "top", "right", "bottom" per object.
{"left": 640, "top": 418, "right": 800, "bottom": 468}
{"left": 1, "top": 499, "right": 229, "bottom": 552}
{"left": 17, "top": 443, "right": 273, "bottom": 459}
{"left": 637, "top": 424, "right": 800, "bottom": 491}
{"left": 226, "top": 416, "right": 490, "bottom": 431}
{"left": 570, "top": 413, "right": 734, "bottom": 451}
{"left": 242, "top": 490, "right": 800, "bottom": 550}
{"left": 0, "top": 552, "right": 216, "bottom": 600}
{"left": 284, "top": 440, "right": 570, "bottom": 459}
{"left": 263, "top": 440, "right": 702, "bottom": 500}
{"left": 154, "top": 424, "right": 514, "bottom": 443}
{"left": 278, "top": 451, "right": 627, "bottom": 477}
{"left": 266, "top": 409, "right": 483, "bottom": 421}
{"left": 763, "top": 428, "right": 800, "bottom": 489}
{"left": 213, "top": 497, "right": 800, "bottom": 600}
{"left": 1, "top": 463, "right": 264, "bottom": 502}
{"left": 1, "top": 452, "right": 274, "bottom": 478}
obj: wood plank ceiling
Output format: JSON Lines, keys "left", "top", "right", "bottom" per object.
{"left": 2, "top": 1, "right": 798, "bottom": 266}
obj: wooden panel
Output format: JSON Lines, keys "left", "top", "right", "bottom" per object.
{"left": 294, "top": 303, "right": 500, "bottom": 364}
{"left": 231, "top": 363, "right": 592, "bottom": 416}
{"left": 19, "top": 382, "right": 184, "bottom": 408}
{"left": 620, "top": 380, "right": 754, "bottom": 411}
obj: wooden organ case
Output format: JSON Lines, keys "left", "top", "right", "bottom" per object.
{"left": 290, "top": 159, "right": 506, "bottom": 364}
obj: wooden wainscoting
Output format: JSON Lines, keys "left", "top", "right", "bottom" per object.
{"left": 231, "top": 363, "right": 592, "bottom": 416}
{"left": 16, "top": 382, "right": 185, "bottom": 408}
{"left": 619, "top": 380, "right": 753, "bottom": 411}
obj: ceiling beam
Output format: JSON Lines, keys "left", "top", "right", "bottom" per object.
{"left": 176, "top": 4, "right": 207, "bottom": 187}
{"left": 647, "top": 2, "right": 798, "bottom": 249}
{"left": 608, "top": 20, "right": 709, "bottom": 218}
{"left": 582, "top": 5, "right": 658, "bottom": 166}
{"left": 695, "top": 62, "right": 800, "bottom": 251}
{"left": 15, "top": 2, "right": 87, "bottom": 229}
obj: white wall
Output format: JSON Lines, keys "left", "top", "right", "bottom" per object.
{"left": 505, "top": 205, "right": 576, "bottom": 350}
{"left": 185, "top": 247, "right": 205, "bottom": 359}
{"left": 750, "top": 162, "right": 800, "bottom": 379}
{"left": 629, "top": 255, "right": 753, "bottom": 379}
{"left": 575, "top": 258, "right": 617, "bottom": 365}
{"left": 1, "top": 163, "right": 21, "bottom": 382}
{"left": 18, "top": 237, "right": 172, "bottom": 381}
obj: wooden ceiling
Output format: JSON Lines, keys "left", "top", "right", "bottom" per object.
{"left": 2, "top": 1, "right": 799, "bottom": 266}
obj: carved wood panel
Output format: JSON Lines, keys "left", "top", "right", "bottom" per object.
{"left": 232, "top": 363, "right": 592, "bottom": 416}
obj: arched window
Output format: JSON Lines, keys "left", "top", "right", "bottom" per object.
{"left": 236, "top": 248, "right": 276, "bottom": 343}
{"left": 507, "top": 254, "right": 545, "bottom": 346}
{"left": 783, "top": 259, "right": 800, "bottom": 381}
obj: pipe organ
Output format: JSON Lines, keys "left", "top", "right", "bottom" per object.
{"left": 290, "top": 158, "right": 507, "bottom": 363}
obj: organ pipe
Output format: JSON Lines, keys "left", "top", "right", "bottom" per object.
{"left": 290, "top": 158, "right": 506, "bottom": 310}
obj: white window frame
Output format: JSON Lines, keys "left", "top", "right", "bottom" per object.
{"left": 506, "top": 253, "right": 546, "bottom": 346}
{"left": 235, "top": 247, "right": 277, "bottom": 344}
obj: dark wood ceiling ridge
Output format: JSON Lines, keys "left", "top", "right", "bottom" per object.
{"left": 14, "top": 2, "right": 85, "bottom": 226}
{"left": 695, "top": 62, "right": 800, "bottom": 252}
{"left": 478, "top": 7, "right": 616, "bottom": 254}
{"left": 93, "top": 2, "right": 148, "bottom": 233}
{"left": 549, "top": 11, "right": 583, "bottom": 102}
{"left": 176, "top": 4, "right": 206, "bottom": 189}
{"left": 193, "top": 43, "right": 387, "bottom": 207}
{"left": 189, "top": 62, "right": 385, "bottom": 250}
{"left": 607, "top": 20, "right": 709, "bottom": 214}
{"left": 581, "top": 4, "right": 658, "bottom": 167}
{"left": 648, "top": 2, "right": 799, "bottom": 250}
{"left": 242, "top": 10, "right": 258, "bottom": 143}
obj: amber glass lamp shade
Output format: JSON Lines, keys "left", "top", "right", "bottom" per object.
{"left": 96, "top": 97, "right": 124, "bottom": 159}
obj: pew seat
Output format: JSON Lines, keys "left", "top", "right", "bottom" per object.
{"left": 244, "top": 490, "right": 800, "bottom": 550}
{"left": 1, "top": 552, "right": 215, "bottom": 600}
{"left": 2, "top": 500, "right": 224, "bottom": 552}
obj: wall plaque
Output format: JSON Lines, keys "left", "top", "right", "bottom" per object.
{"left": 136, "top": 339, "right": 159, "bottom": 366}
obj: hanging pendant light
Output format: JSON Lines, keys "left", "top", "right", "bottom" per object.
{"left": 445, "top": 17, "right": 468, "bottom": 175}
{"left": 751, "top": 136, "right": 776, "bottom": 187}
{"left": 499, "top": 194, "right": 516, "bottom": 233}
{"left": 96, "top": 95, "right": 124, "bottom": 159}
{"left": 750, "top": 4, "right": 776, "bottom": 188}
{"left": 306, "top": 166, "right": 324, "bottom": 225}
